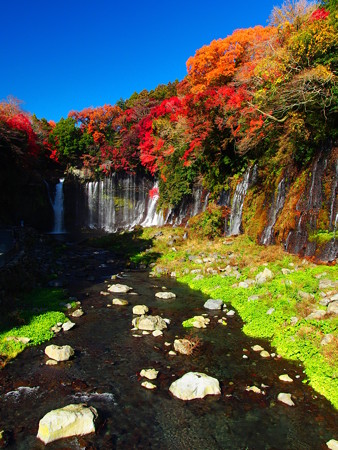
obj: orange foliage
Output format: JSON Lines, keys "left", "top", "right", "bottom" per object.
{"left": 186, "top": 25, "right": 277, "bottom": 93}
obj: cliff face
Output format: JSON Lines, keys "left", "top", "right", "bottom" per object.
{"left": 241, "top": 145, "right": 337, "bottom": 261}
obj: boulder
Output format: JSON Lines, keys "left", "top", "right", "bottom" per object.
{"left": 203, "top": 299, "right": 223, "bottom": 310}
{"left": 108, "top": 284, "right": 133, "bottom": 293}
{"left": 155, "top": 292, "right": 176, "bottom": 299}
{"left": 132, "top": 315, "right": 167, "bottom": 331}
{"left": 37, "top": 403, "right": 97, "bottom": 444}
{"left": 169, "top": 372, "right": 221, "bottom": 400}
{"left": 112, "top": 298, "right": 129, "bottom": 306}
{"left": 327, "top": 439, "right": 338, "bottom": 450}
{"left": 133, "top": 305, "right": 149, "bottom": 315}
{"left": 255, "top": 268, "right": 274, "bottom": 285}
{"left": 45, "top": 345, "right": 74, "bottom": 362}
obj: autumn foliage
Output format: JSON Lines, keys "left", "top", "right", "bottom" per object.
{"left": 1, "top": 0, "right": 336, "bottom": 207}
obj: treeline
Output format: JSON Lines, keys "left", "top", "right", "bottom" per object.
{"left": 1, "top": 0, "right": 336, "bottom": 208}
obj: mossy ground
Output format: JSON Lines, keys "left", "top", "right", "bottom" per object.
{"left": 0, "top": 288, "right": 68, "bottom": 364}
{"left": 102, "top": 226, "right": 337, "bottom": 409}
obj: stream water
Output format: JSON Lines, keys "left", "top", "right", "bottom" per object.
{"left": 0, "top": 244, "right": 336, "bottom": 449}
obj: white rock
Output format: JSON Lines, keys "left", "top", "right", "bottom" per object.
{"left": 174, "top": 339, "right": 192, "bottom": 355}
{"left": 306, "top": 310, "right": 326, "bottom": 320}
{"left": 152, "top": 330, "right": 163, "bottom": 337}
{"left": 327, "top": 301, "right": 338, "bottom": 315}
{"left": 169, "top": 372, "right": 221, "bottom": 400}
{"left": 277, "top": 393, "right": 295, "bottom": 406}
{"left": 46, "top": 359, "right": 58, "bottom": 366}
{"left": 185, "top": 316, "right": 210, "bottom": 328}
{"left": 140, "top": 368, "right": 159, "bottom": 380}
{"left": 132, "top": 305, "right": 149, "bottom": 315}
{"left": 251, "top": 345, "right": 264, "bottom": 352}
{"left": 108, "top": 284, "right": 133, "bottom": 293}
{"left": 37, "top": 404, "right": 97, "bottom": 444}
{"left": 71, "top": 309, "right": 84, "bottom": 318}
{"left": 45, "top": 345, "right": 74, "bottom": 362}
{"left": 62, "top": 321, "right": 75, "bottom": 332}
{"left": 112, "top": 298, "right": 129, "bottom": 306}
{"left": 327, "top": 439, "right": 338, "bottom": 450}
{"left": 255, "top": 268, "right": 274, "bottom": 285}
{"left": 321, "top": 334, "right": 334, "bottom": 346}
{"left": 141, "top": 381, "right": 157, "bottom": 389}
{"left": 142, "top": 331, "right": 150, "bottom": 335}
{"left": 246, "top": 386, "right": 262, "bottom": 394}
{"left": 168, "top": 351, "right": 176, "bottom": 356}
{"left": 279, "top": 374, "right": 293, "bottom": 383}
{"left": 203, "top": 299, "right": 223, "bottom": 310}
{"left": 260, "top": 351, "right": 270, "bottom": 358}
{"left": 226, "top": 310, "right": 235, "bottom": 316}
{"left": 155, "top": 292, "right": 176, "bottom": 299}
{"left": 132, "top": 315, "right": 167, "bottom": 331}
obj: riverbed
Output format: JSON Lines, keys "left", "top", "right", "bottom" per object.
{"left": 0, "top": 243, "right": 336, "bottom": 449}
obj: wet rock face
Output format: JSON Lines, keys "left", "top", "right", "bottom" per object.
{"left": 37, "top": 404, "right": 97, "bottom": 444}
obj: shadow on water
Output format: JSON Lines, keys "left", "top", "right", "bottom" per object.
{"left": 0, "top": 231, "right": 336, "bottom": 449}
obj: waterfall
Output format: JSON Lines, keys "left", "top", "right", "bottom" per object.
{"left": 51, "top": 178, "right": 65, "bottom": 234}
{"left": 228, "top": 167, "right": 252, "bottom": 236}
{"left": 261, "top": 178, "right": 286, "bottom": 245}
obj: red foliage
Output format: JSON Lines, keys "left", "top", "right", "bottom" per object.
{"left": 309, "top": 8, "right": 329, "bottom": 21}
{"left": 149, "top": 186, "right": 159, "bottom": 198}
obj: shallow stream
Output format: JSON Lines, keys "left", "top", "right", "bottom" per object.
{"left": 0, "top": 245, "right": 336, "bottom": 449}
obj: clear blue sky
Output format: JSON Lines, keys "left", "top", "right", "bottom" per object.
{"left": 0, "top": 0, "right": 278, "bottom": 121}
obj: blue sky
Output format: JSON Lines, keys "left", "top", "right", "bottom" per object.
{"left": 0, "top": 0, "right": 278, "bottom": 121}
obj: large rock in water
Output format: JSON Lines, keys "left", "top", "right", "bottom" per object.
{"left": 45, "top": 345, "right": 74, "bottom": 362}
{"left": 204, "top": 299, "right": 223, "bottom": 310}
{"left": 108, "top": 284, "right": 133, "bottom": 293}
{"left": 155, "top": 291, "right": 176, "bottom": 299}
{"left": 37, "top": 404, "right": 97, "bottom": 444}
{"left": 132, "top": 315, "right": 167, "bottom": 331}
{"left": 169, "top": 372, "right": 221, "bottom": 400}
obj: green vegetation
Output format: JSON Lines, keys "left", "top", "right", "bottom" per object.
{"left": 0, "top": 288, "right": 68, "bottom": 363}
{"left": 108, "top": 226, "right": 337, "bottom": 409}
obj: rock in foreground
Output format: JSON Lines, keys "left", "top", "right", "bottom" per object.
{"left": 37, "top": 404, "right": 97, "bottom": 444}
{"left": 45, "top": 345, "right": 74, "bottom": 362}
{"left": 132, "top": 315, "right": 167, "bottom": 331}
{"left": 169, "top": 372, "right": 221, "bottom": 400}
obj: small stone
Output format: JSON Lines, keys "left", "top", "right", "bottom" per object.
{"left": 277, "top": 392, "right": 295, "bottom": 406}
{"left": 141, "top": 381, "right": 157, "bottom": 390}
{"left": 140, "top": 368, "right": 159, "bottom": 380}
{"left": 279, "top": 374, "right": 293, "bottom": 383}
{"left": 251, "top": 345, "right": 264, "bottom": 352}
{"left": 266, "top": 308, "right": 275, "bottom": 315}
{"left": 327, "top": 439, "right": 338, "bottom": 450}
{"left": 260, "top": 351, "right": 270, "bottom": 358}
{"left": 46, "top": 359, "right": 58, "bottom": 366}
{"left": 281, "top": 268, "right": 291, "bottom": 275}
{"left": 164, "top": 318, "right": 171, "bottom": 325}
{"left": 255, "top": 268, "right": 274, "bottom": 285}
{"left": 45, "top": 345, "right": 74, "bottom": 362}
{"left": 112, "top": 298, "right": 129, "bottom": 306}
{"left": 155, "top": 292, "right": 176, "bottom": 299}
{"left": 327, "top": 301, "right": 338, "bottom": 315}
{"left": 203, "top": 299, "right": 223, "bottom": 310}
{"left": 321, "top": 334, "right": 334, "bottom": 346}
{"left": 226, "top": 310, "right": 235, "bottom": 316}
{"left": 71, "top": 309, "right": 84, "bottom": 318}
{"left": 152, "top": 330, "right": 163, "bottom": 337}
{"left": 242, "top": 355, "right": 248, "bottom": 359}
{"left": 108, "top": 284, "right": 133, "bottom": 293}
{"left": 62, "top": 321, "right": 75, "bottom": 332}
{"left": 5, "top": 336, "right": 30, "bottom": 344}
{"left": 132, "top": 334, "right": 142, "bottom": 338}
{"left": 290, "top": 317, "right": 298, "bottom": 325}
{"left": 248, "top": 295, "right": 259, "bottom": 302}
{"left": 298, "top": 290, "right": 314, "bottom": 300}
{"left": 133, "top": 305, "right": 149, "bottom": 315}
{"left": 142, "top": 331, "right": 150, "bottom": 335}
{"left": 168, "top": 351, "right": 176, "bottom": 356}
{"left": 165, "top": 342, "right": 171, "bottom": 346}
{"left": 246, "top": 386, "right": 262, "bottom": 394}
{"left": 306, "top": 310, "right": 326, "bottom": 320}
{"left": 100, "top": 291, "right": 110, "bottom": 296}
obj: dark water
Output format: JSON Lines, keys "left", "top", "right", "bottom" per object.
{"left": 0, "top": 247, "right": 337, "bottom": 449}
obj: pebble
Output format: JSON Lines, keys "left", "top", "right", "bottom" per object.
{"left": 251, "top": 345, "right": 264, "bottom": 352}
{"left": 140, "top": 369, "right": 159, "bottom": 380}
{"left": 142, "top": 331, "right": 150, "bottom": 335}
{"left": 277, "top": 392, "right": 295, "bottom": 406}
{"left": 168, "top": 351, "right": 176, "bottom": 356}
{"left": 226, "top": 310, "right": 235, "bottom": 316}
{"left": 46, "top": 359, "right": 58, "bottom": 366}
{"left": 279, "top": 374, "right": 293, "bottom": 383}
{"left": 165, "top": 342, "right": 171, "bottom": 346}
{"left": 242, "top": 355, "right": 248, "bottom": 359}
{"left": 152, "top": 330, "right": 163, "bottom": 337}
{"left": 246, "top": 386, "right": 262, "bottom": 394}
{"left": 260, "top": 351, "right": 270, "bottom": 358}
{"left": 71, "top": 309, "right": 84, "bottom": 318}
{"left": 141, "top": 381, "right": 157, "bottom": 390}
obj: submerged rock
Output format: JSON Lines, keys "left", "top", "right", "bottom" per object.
{"left": 45, "top": 345, "right": 74, "bottom": 362}
{"left": 132, "top": 315, "right": 167, "bottom": 331}
{"left": 133, "top": 305, "right": 149, "bottom": 315}
{"left": 112, "top": 298, "right": 129, "bottom": 306}
{"left": 155, "top": 291, "right": 176, "bottom": 299}
{"left": 203, "top": 299, "right": 223, "bottom": 310}
{"left": 37, "top": 403, "right": 97, "bottom": 444}
{"left": 108, "top": 284, "right": 133, "bottom": 293}
{"left": 169, "top": 372, "right": 221, "bottom": 400}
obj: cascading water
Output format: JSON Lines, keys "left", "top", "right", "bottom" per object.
{"left": 261, "top": 178, "right": 286, "bottom": 245}
{"left": 228, "top": 167, "right": 252, "bottom": 236}
{"left": 51, "top": 178, "right": 65, "bottom": 234}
